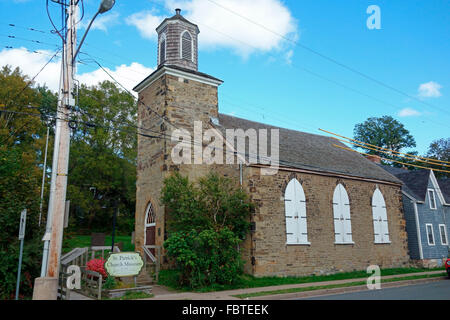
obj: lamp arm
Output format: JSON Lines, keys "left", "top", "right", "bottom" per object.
{"left": 73, "top": 10, "right": 100, "bottom": 63}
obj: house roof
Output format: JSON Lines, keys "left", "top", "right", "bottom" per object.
{"left": 216, "top": 114, "right": 402, "bottom": 184}
{"left": 156, "top": 11, "right": 200, "bottom": 33}
{"left": 378, "top": 164, "right": 431, "bottom": 201}
{"left": 438, "top": 178, "right": 450, "bottom": 203}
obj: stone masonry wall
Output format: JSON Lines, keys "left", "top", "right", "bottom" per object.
{"left": 136, "top": 73, "right": 221, "bottom": 264}
{"left": 136, "top": 72, "right": 410, "bottom": 277}
{"left": 243, "top": 166, "right": 410, "bottom": 277}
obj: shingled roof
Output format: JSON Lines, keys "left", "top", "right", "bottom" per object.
{"left": 438, "top": 178, "right": 450, "bottom": 203}
{"left": 216, "top": 114, "right": 401, "bottom": 184}
{"left": 378, "top": 165, "right": 430, "bottom": 200}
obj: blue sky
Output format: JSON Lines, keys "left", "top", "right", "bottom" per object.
{"left": 1, "top": 0, "right": 449, "bottom": 155}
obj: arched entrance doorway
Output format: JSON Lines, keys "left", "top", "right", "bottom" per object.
{"left": 144, "top": 202, "right": 156, "bottom": 256}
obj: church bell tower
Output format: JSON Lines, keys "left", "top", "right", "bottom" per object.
{"left": 156, "top": 8, "right": 200, "bottom": 71}
{"left": 133, "top": 9, "right": 223, "bottom": 264}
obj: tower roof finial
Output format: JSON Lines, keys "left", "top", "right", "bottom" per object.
{"left": 175, "top": 8, "right": 181, "bottom": 15}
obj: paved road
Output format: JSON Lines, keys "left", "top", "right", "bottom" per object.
{"left": 299, "top": 280, "right": 450, "bottom": 300}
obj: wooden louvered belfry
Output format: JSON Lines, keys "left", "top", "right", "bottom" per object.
{"left": 156, "top": 8, "right": 199, "bottom": 72}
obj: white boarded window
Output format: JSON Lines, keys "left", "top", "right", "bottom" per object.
{"left": 428, "top": 189, "right": 437, "bottom": 210}
{"left": 333, "top": 184, "right": 353, "bottom": 244}
{"left": 284, "top": 178, "right": 309, "bottom": 244}
{"left": 439, "top": 224, "right": 448, "bottom": 245}
{"left": 181, "top": 31, "right": 193, "bottom": 61}
{"left": 426, "top": 224, "right": 435, "bottom": 246}
{"left": 372, "top": 188, "right": 390, "bottom": 244}
{"left": 159, "top": 34, "right": 166, "bottom": 64}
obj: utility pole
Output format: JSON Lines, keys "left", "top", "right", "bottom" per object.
{"left": 33, "top": 0, "right": 115, "bottom": 300}
{"left": 33, "top": 0, "right": 77, "bottom": 300}
{"left": 46, "top": 0, "right": 77, "bottom": 280}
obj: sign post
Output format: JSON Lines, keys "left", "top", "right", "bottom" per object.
{"left": 15, "top": 209, "right": 27, "bottom": 300}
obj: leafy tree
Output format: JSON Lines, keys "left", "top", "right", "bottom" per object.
{"left": 161, "top": 172, "right": 253, "bottom": 288}
{"left": 66, "top": 81, "right": 137, "bottom": 233}
{"left": 353, "top": 116, "right": 418, "bottom": 167}
{"left": 426, "top": 138, "right": 450, "bottom": 178}
{"left": 162, "top": 172, "right": 253, "bottom": 239}
{"left": 0, "top": 66, "right": 140, "bottom": 297}
{"left": 0, "top": 66, "right": 46, "bottom": 299}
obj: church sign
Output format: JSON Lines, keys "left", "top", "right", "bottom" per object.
{"left": 105, "top": 252, "right": 144, "bottom": 277}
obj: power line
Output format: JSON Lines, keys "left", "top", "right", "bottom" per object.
{"left": 205, "top": 0, "right": 449, "bottom": 117}
{"left": 320, "top": 128, "right": 450, "bottom": 165}
{"left": 0, "top": 33, "right": 61, "bottom": 49}
{"left": 333, "top": 144, "right": 450, "bottom": 174}
{"left": 1, "top": 23, "right": 49, "bottom": 34}
{"left": 0, "top": 49, "right": 61, "bottom": 145}
{"left": 333, "top": 137, "right": 450, "bottom": 168}
{"left": 146, "top": 0, "right": 450, "bottom": 130}
{"left": 83, "top": 55, "right": 182, "bottom": 132}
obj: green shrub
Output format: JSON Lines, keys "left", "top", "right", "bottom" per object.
{"left": 161, "top": 172, "right": 253, "bottom": 289}
{"left": 164, "top": 228, "right": 243, "bottom": 288}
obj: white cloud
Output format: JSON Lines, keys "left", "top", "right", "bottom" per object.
{"left": 127, "top": 0, "right": 298, "bottom": 57}
{"left": 77, "top": 62, "right": 154, "bottom": 95}
{"left": 0, "top": 47, "right": 154, "bottom": 95}
{"left": 418, "top": 81, "right": 442, "bottom": 98}
{"left": 79, "top": 12, "right": 120, "bottom": 32}
{"left": 126, "top": 10, "right": 166, "bottom": 40}
{"left": 0, "top": 47, "right": 62, "bottom": 91}
{"left": 398, "top": 108, "right": 422, "bottom": 117}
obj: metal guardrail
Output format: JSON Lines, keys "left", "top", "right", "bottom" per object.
{"left": 143, "top": 245, "right": 161, "bottom": 283}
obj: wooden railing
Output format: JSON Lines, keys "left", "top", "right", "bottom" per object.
{"left": 80, "top": 268, "right": 103, "bottom": 300}
{"left": 59, "top": 246, "right": 119, "bottom": 300}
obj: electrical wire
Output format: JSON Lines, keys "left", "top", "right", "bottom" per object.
{"left": 146, "top": 0, "right": 450, "bottom": 131}
{"left": 205, "top": 0, "right": 449, "bottom": 117}
{"left": 320, "top": 128, "right": 450, "bottom": 165}
{"left": 331, "top": 136, "right": 450, "bottom": 168}
{"left": 333, "top": 144, "right": 450, "bottom": 174}
{"left": 46, "top": 0, "right": 65, "bottom": 42}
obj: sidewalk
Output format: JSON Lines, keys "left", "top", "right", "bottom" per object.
{"left": 146, "top": 270, "right": 447, "bottom": 300}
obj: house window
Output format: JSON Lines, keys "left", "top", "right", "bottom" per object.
{"left": 426, "top": 224, "right": 435, "bottom": 246}
{"left": 439, "top": 224, "right": 448, "bottom": 245}
{"left": 428, "top": 189, "right": 437, "bottom": 210}
{"left": 159, "top": 34, "right": 166, "bottom": 65}
{"left": 333, "top": 183, "right": 353, "bottom": 244}
{"left": 372, "top": 188, "right": 390, "bottom": 244}
{"left": 284, "top": 178, "right": 309, "bottom": 245}
{"left": 181, "top": 31, "right": 193, "bottom": 61}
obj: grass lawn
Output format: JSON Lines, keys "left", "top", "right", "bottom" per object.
{"left": 102, "top": 292, "right": 154, "bottom": 300}
{"left": 233, "top": 272, "right": 447, "bottom": 299}
{"left": 158, "top": 266, "right": 446, "bottom": 293}
{"left": 62, "top": 234, "right": 135, "bottom": 253}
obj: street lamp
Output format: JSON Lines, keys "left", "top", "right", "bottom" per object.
{"left": 73, "top": 0, "right": 115, "bottom": 62}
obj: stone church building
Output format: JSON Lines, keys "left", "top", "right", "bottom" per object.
{"left": 133, "top": 10, "right": 410, "bottom": 276}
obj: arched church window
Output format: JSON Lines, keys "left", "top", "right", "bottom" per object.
{"left": 333, "top": 184, "right": 353, "bottom": 244}
{"left": 284, "top": 178, "right": 309, "bottom": 244}
{"left": 372, "top": 188, "right": 390, "bottom": 243}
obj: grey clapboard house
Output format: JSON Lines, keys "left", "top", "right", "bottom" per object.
{"left": 379, "top": 165, "right": 450, "bottom": 267}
